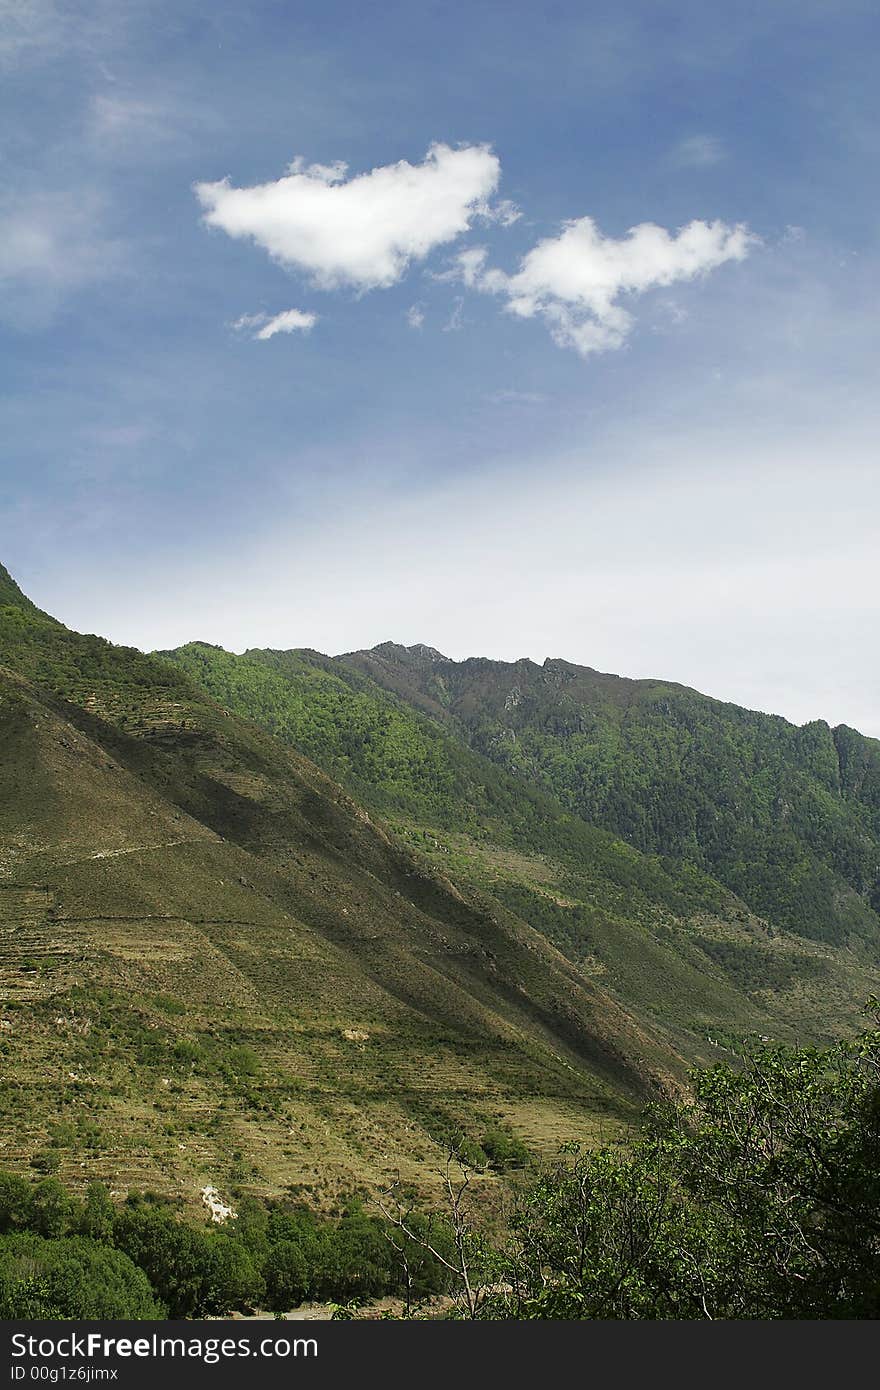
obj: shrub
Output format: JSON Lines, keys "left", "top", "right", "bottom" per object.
{"left": 481, "top": 1129, "right": 530, "bottom": 1172}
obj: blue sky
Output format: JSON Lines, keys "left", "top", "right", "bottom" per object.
{"left": 1, "top": 0, "right": 878, "bottom": 733}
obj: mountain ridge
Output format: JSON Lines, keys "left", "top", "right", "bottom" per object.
{"left": 344, "top": 640, "right": 872, "bottom": 736}
{"left": 336, "top": 642, "right": 880, "bottom": 947}
{"left": 162, "top": 636, "right": 880, "bottom": 1062}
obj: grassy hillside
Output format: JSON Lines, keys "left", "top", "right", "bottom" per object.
{"left": 339, "top": 644, "right": 880, "bottom": 950}
{"left": 0, "top": 573, "right": 684, "bottom": 1211}
{"left": 161, "top": 642, "right": 878, "bottom": 1054}
{"left": 5, "top": 564, "right": 876, "bottom": 1213}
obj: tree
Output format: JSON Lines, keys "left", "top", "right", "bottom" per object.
{"left": 0, "top": 1234, "right": 163, "bottom": 1318}
{"left": 379, "top": 1155, "right": 493, "bottom": 1318}
{"left": 29, "top": 1179, "right": 73, "bottom": 1240}
{"left": 0, "top": 1172, "right": 33, "bottom": 1233}
{"left": 264, "top": 1240, "right": 312, "bottom": 1310}
{"left": 78, "top": 1183, "right": 115, "bottom": 1243}
{"left": 112, "top": 1203, "right": 263, "bottom": 1318}
{"left": 479, "top": 1011, "right": 880, "bottom": 1319}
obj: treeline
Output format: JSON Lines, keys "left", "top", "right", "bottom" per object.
{"left": 0, "top": 603, "right": 193, "bottom": 707}
{"left": 0, "top": 1181, "right": 449, "bottom": 1319}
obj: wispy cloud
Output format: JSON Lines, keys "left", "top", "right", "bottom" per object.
{"left": 406, "top": 303, "right": 425, "bottom": 329}
{"left": 452, "top": 216, "right": 756, "bottom": 355}
{"left": 482, "top": 197, "right": 521, "bottom": 226}
{"left": 195, "top": 143, "right": 502, "bottom": 293}
{"left": 484, "top": 388, "right": 547, "bottom": 405}
{"left": 442, "top": 296, "right": 464, "bottom": 332}
{"left": 0, "top": 0, "right": 135, "bottom": 68}
{"left": 0, "top": 189, "right": 124, "bottom": 327}
{"left": 0, "top": 0, "right": 64, "bottom": 65}
{"left": 669, "top": 134, "right": 726, "bottom": 169}
{"left": 232, "top": 308, "right": 316, "bottom": 340}
{"left": 91, "top": 92, "right": 172, "bottom": 138}
{"left": 86, "top": 87, "right": 217, "bottom": 159}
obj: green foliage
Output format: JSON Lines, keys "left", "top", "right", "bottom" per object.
{"left": 4, "top": 559, "right": 880, "bottom": 1221}
{"left": 0, "top": 564, "right": 54, "bottom": 620}
{"left": 0, "top": 1233, "right": 164, "bottom": 1318}
{"left": 0, "top": 1172, "right": 34, "bottom": 1233}
{"left": 360, "top": 651, "right": 880, "bottom": 947}
{"left": 263, "top": 1238, "right": 313, "bottom": 1309}
{"left": 160, "top": 639, "right": 880, "bottom": 1039}
{"left": 481, "top": 1129, "right": 530, "bottom": 1172}
{"left": 163, "top": 639, "right": 820, "bottom": 1031}
{"left": 29, "top": 1178, "right": 74, "bottom": 1238}
{"left": 0, "top": 604, "right": 192, "bottom": 716}
{"left": 258, "top": 1198, "right": 449, "bottom": 1309}
{"left": 162, "top": 642, "right": 517, "bottom": 827}
{"left": 0, "top": 1171, "right": 448, "bottom": 1318}
{"left": 691, "top": 933, "right": 827, "bottom": 994}
{"left": 4, "top": 1016, "right": 880, "bottom": 1321}
{"left": 112, "top": 1203, "right": 263, "bottom": 1318}
{"left": 80, "top": 1182, "right": 116, "bottom": 1242}
{"left": 481, "top": 1016, "right": 880, "bottom": 1319}
{"left": 0, "top": 575, "right": 663, "bottom": 1204}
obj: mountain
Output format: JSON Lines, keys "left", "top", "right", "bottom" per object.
{"left": 338, "top": 644, "right": 880, "bottom": 949}
{"left": 0, "top": 563, "right": 56, "bottom": 621}
{"left": 161, "top": 642, "right": 879, "bottom": 1058}
{"left": 0, "top": 568, "right": 680, "bottom": 1210}
{"left": 6, "top": 562, "right": 877, "bottom": 1211}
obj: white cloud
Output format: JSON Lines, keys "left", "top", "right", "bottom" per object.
{"left": 483, "top": 198, "right": 521, "bottom": 226}
{"left": 456, "top": 216, "right": 755, "bottom": 355}
{"left": 231, "top": 312, "right": 265, "bottom": 332}
{"left": 669, "top": 134, "right": 726, "bottom": 169}
{"left": 452, "top": 245, "right": 491, "bottom": 288}
{"left": 255, "top": 309, "right": 316, "bottom": 339}
{"left": 406, "top": 303, "right": 425, "bottom": 329}
{"left": 195, "top": 143, "right": 501, "bottom": 292}
{"left": 232, "top": 308, "right": 316, "bottom": 340}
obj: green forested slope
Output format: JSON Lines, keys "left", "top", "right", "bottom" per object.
{"left": 338, "top": 645, "right": 880, "bottom": 949}
{"left": 161, "top": 641, "right": 878, "bottom": 1051}
{"left": 0, "top": 563, "right": 58, "bottom": 622}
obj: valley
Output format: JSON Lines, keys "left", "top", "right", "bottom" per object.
{"left": 2, "top": 561, "right": 879, "bottom": 1213}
